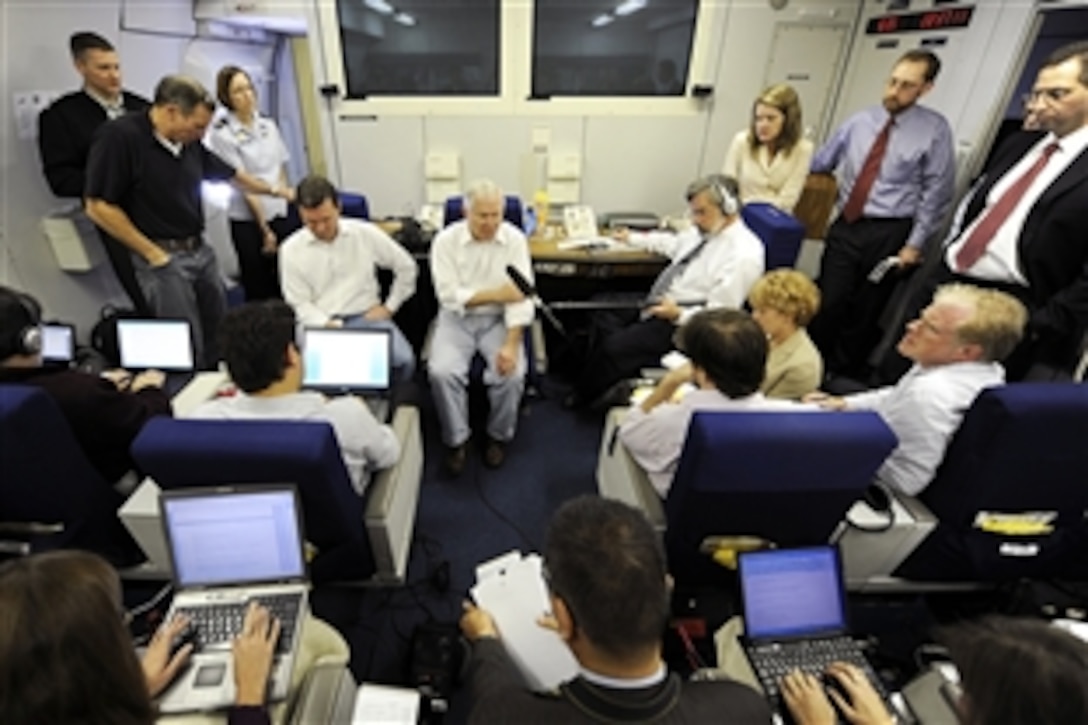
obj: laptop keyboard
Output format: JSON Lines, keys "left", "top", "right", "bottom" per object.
{"left": 748, "top": 636, "right": 890, "bottom": 704}
{"left": 175, "top": 593, "right": 302, "bottom": 654}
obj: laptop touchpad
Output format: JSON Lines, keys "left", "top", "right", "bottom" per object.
{"left": 194, "top": 664, "right": 226, "bottom": 687}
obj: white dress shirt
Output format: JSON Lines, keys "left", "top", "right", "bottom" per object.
{"left": 945, "top": 126, "right": 1088, "bottom": 284}
{"left": 627, "top": 220, "right": 765, "bottom": 325}
{"left": 280, "top": 218, "right": 418, "bottom": 326}
{"left": 723, "top": 131, "right": 814, "bottom": 212}
{"left": 190, "top": 391, "right": 400, "bottom": 495}
{"left": 205, "top": 111, "right": 290, "bottom": 222}
{"left": 430, "top": 220, "right": 535, "bottom": 329}
{"left": 844, "top": 362, "right": 1005, "bottom": 496}
{"left": 619, "top": 388, "right": 799, "bottom": 497}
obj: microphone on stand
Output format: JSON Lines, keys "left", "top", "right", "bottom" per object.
{"left": 506, "top": 264, "right": 568, "bottom": 338}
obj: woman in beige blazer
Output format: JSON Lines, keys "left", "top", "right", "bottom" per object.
{"left": 723, "top": 84, "right": 813, "bottom": 213}
{"left": 749, "top": 269, "right": 823, "bottom": 400}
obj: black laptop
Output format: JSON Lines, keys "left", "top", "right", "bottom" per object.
{"left": 300, "top": 326, "right": 392, "bottom": 421}
{"left": 116, "top": 318, "right": 195, "bottom": 396}
{"left": 738, "top": 546, "right": 891, "bottom": 717}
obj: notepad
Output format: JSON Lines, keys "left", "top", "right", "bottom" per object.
{"left": 352, "top": 683, "right": 420, "bottom": 724}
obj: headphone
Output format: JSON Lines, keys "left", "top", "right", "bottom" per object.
{"left": 1, "top": 289, "right": 42, "bottom": 358}
{"left": 708, "top": 175, "right": 740, "bottom": 216}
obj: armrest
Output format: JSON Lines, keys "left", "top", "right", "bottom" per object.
{"left": 595, "top": 407, "right": 666, "bottom": 531}
{"left": 286, "top": 662, "right": 357, "bottom": 725}
{"left": 365, "top": 406, "right": 423, "bottom": 584}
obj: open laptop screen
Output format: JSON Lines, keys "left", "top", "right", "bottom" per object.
{"left": 301, "top": 327, "right": 391, "bottom": 393}
{"left": 161, "top": 486, "right": 306, "bottom": 588}
{"left": 41, "top": 323, "right": 75, "bottom": 364}
{"left": 117, "top": 319, "right": 194, "bottom": 371}
{"left": 739, "top": 546, "right": 848, "bottom": 641}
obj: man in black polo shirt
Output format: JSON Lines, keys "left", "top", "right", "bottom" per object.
{"left": 38, "top": 31, "right": 150, "bottom": 312}
{"left": 85, "top": 75, "right": 292, "bottom": 368}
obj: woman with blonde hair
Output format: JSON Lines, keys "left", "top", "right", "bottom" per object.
{"left": 748, "top": 269, "right": 823, "bottom": 399}
{"left": 723, "top": 84, "right": 813, "bottom": 212}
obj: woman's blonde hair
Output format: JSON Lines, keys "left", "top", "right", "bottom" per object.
{"left": 748, "top": 269, "right": 821, "bottom": 327}
{"left": 747, "top": 83, "right": 803, "bottom": 157}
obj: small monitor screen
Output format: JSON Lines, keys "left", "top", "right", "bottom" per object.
{"left": 740, "top": 546, "right": 847, "bottom": 641}
{"left": 162, "top": 487, "right": 305, "bottom": 588}
{"left": 117, "top": 319, "right": 194, "bottom": 371}
{"left": 40, "top": 324, "right": 75, "bottom": 363}
{"left": 301, "top": 327, "right": 391, "bottom": 392}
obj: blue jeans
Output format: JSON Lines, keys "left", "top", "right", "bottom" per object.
{"left": 338, "top": 315, "right": 416, "bottom": 382}
{"left": 131, "top": 245, "right": 226, "bottom": 369}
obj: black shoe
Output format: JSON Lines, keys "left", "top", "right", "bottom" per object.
{"left": 444, "top": 444, "right": 467, "bottom": 476}
{"left": 483, "top": 438, "right": 506, "bottom": 469}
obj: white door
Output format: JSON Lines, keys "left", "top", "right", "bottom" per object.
{"left": 763, "top": 23, "right": 849, "bottom": 142}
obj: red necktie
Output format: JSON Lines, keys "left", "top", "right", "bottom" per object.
{"left": 954, "top": 142, "right": 1060, "bottom": 271}
{"left": 841, "top": 118, "right": 894, "bottom": 223}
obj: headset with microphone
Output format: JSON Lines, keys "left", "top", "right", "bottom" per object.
{"left": 708, "top": 174, "right": 740, "bottom": 217}
{"left": 1, "top": 289, "right": 43, "bottom": 358}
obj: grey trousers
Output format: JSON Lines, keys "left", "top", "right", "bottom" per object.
{"left": 132, "top": 245, "right": 226, "bottom": 369}
{"left": 427, "top": 309, "right": 525, "bottom": 448}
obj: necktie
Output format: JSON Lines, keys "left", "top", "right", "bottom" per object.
{"left": 841, "top": 117, "right": 894, "bottom": 223}
{"left": 954, "top": 142, "right": 1060, "bottom": 271}
{"left": 645, "top": 236, "right": 710, "bottom": 307}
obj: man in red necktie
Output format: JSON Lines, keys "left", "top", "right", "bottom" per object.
{"left": 808, "top": 51, "right": 955, "bottom": 382}
{"left": 898, "top": 41, "right": 1088, "bottom": 381}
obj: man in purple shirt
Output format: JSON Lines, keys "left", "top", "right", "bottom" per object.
{"left": 809, "top": 50, "right": 955, "bottom": 381}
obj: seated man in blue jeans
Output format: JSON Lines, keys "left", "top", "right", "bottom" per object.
{"left": 280, "top": 175, "right": 419, "bottom": 382}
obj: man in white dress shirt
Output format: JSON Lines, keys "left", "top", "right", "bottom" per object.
{"left": 428, "top": 179, "right": 534, "bottom": 475}
{"left": 280, "top": 175, "right": 418, "bottom": 380}
{"left": 619, "top": 309, "right": 796, "bottom": 497}
{"left": 811, "top": 284, "right": 1026, "bottom": 497}
{"left": 570, "top": 174, "right": 765, "bottom": 408}
{"left": 190, "top": 300, "right": 399, "bottom": 495}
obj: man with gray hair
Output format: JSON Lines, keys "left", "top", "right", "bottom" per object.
{"left": 85, "top": 74, "right": 293, "bottom": 368}
{"left": 568, "top": 174, "right": 765, "bottom": 408}
{"left": 428, "top": 179, "right": 533, "bottom": 474}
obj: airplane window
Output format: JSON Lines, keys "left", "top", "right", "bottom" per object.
{"left": 532, "top": 0, "right": 699, "bottom": 98}
{"left": 337, "top": 0, "right": 499, "bottom": 97}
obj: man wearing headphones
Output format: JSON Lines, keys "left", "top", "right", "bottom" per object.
{"left": 568, "top": 174, "right": 765, "bottom": 408}
{"left": 0, "top": 286, "right": 171, "bottom": 488}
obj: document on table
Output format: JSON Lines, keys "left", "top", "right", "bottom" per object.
{"left": 470, "top": 550, "right": 579, "bottom": 691}
{"left": 352, "top": 683, "right": 420, "bottom": 724}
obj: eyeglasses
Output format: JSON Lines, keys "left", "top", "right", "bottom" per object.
{"left": 1022, "top": 88, "right": 1076, "bottom": 106}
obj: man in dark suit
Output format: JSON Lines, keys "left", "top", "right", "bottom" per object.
{"left": 459, "top": 496, "right": 771, "bottom": 724}
{"left": 38, "top": 32, "right": 150, "bottom": 312}
{"left": 906, "top": 41, "right": 1088, "bottom": 380}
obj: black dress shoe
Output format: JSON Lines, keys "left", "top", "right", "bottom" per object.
{"left": 444, "top": 444, "right": 467, "bottom": 476}
{"left": 483, "top": 438, "right": 506, "bottom": 469}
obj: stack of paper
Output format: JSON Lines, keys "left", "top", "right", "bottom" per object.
{"left": 470, "top": 551, "right": 579, "bottom": 691}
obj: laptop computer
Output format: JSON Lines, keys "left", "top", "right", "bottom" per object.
{"left": 156, "top": 485, "right": 309, "bottom": 714}
{"left": 40, "top": 322, "right": 75, "bottom": 367}
{"left": 300, "top": 326, "right": 392, "bottom": 421}
{"left": 738, "top": 546, "right": 890, "bottom": 716}
{"left": 116, "top": 318, "right": 195, "bottom": 396}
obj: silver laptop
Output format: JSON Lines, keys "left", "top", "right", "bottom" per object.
{"left": 117, "top": 318, "right": 196, "bottom": 395}
{"left": 41, "top": 322, "right": 75, "bottom": 367}
{"left": 156, "top": 485, "right": 309, "bottom": 714}
{"left": 301, "top": 326, "right": 392, "bottom": 421}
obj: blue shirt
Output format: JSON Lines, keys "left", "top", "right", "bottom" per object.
{"left": 812, "top": 104, "right": 955, "bottom": 250}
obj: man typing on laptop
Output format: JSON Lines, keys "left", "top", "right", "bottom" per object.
{"left": 190, "top": 300, "right": 399, "bottom": 495}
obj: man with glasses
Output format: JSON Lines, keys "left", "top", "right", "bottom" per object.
{"left": 85, "top": 75, "right": 293, "bottom": 368}
{"left": 808, "top": 50, "right": 955, "bottom": 381}
{"left": 928, "top": 41, "right": 1088, "bottom": 380}
{"left": 460, "top": 495, "right": 771, "bottom": 722}
{"left": 808, "top": 284, "right": 1026, "bottom": 497}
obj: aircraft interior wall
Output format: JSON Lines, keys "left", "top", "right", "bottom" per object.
{"left": 3, "top": 0, "right": 1088, "bottom": 337}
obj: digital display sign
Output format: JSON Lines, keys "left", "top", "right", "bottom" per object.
{"left": 866, "top": 7, "right": 974, "bottom": 35}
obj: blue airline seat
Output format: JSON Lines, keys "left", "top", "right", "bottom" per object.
{"left": 896, "top": 384, "right": 1088, "bottom": 581}
{"left": 0, "top": 384, "right": 144, "bottom": 566}
{"left": 663, "top": 410, "right": 896, "bottom": 586}
{"left": 443, "top": 195, "right": 525, "bottom": 231}
{"left": 741, "top": 202, "right": 805, "bottom": 269}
